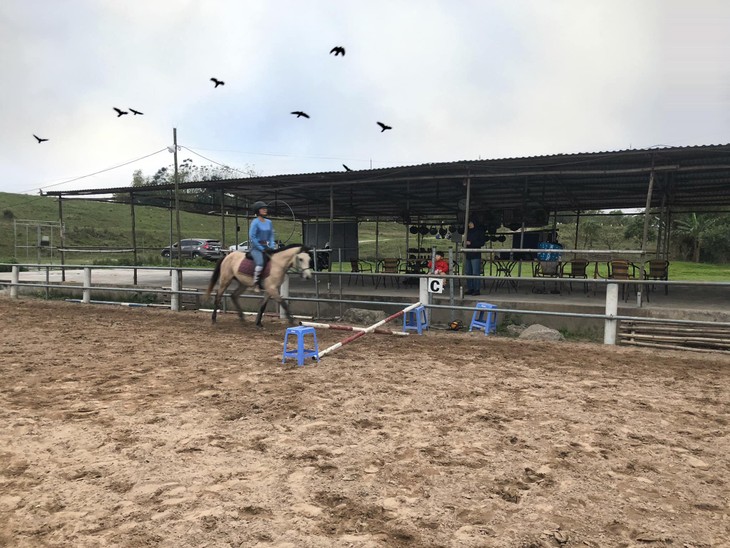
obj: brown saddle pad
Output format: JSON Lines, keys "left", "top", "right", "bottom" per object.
{"left": 238, "top": 257, "right": 273, "bottom": 279}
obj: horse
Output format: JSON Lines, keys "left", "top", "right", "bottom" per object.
{"left": 205, "top": 244, "right": 312, "bottom": 326}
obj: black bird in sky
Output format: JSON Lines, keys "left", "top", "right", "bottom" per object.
{"left": 129, "top": 108, "right": 144, "bottom": 115}
{"left": 343, "top": 164, "right": 352, "bottom": 171}
{"left": 330, "top": 46, "right": 345, "bottom": 56}
{"left": 113, "top": 107, "right": 128, "bottom": 117}
{"left": 210, "top": 77, "right": 225, "bottom": 88}
{"left": 33, "top": 134, "right": 48, "bottom": 143}
{"left": 377, "top": 121, "right": 392, "bottom": 132}
{"left": 291, "top": 111, "right": 310, "bottom": 118}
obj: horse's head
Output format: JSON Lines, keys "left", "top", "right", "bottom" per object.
{"left": 294, "top": 247, "right": 313, "bottom": 279}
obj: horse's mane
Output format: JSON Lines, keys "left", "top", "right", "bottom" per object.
{"left": 272, "top": 243, "right": 310, "bottom": 254}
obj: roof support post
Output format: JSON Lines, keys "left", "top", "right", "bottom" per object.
{"left": 637, "top": 167, "right": 656, "bottom": 306}
{"left": 58, "top": 196, "right": 65, "bottom": 282}
{"left": 173, "top": 128, "right": 182, "bottom": 267}
{"left": 130, "top": 192, "right": 138, "bottom": 285}
{"left": 220, "top": 189, "right": 226, "bottom": 248}
{"left": 329, "top": 185, "right": 334, "bottom": 270}
{"left": 462, "top": 172, "right": 472, "bottom": 279}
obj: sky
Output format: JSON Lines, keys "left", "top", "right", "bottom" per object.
{"left": 1, "top": 0, "right": 729, "bottom": 196}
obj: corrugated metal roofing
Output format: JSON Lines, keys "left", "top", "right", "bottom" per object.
{"left": 47, "top": 143, "right": 730, "bottom": 222}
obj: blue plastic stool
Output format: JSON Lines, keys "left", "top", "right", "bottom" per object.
{"left": 403, "top": 305, "right": 429, "bottom": 335}
{"left": 469, "top": 302, "right": 497, "bottom": 335}
{"left": 282, "top": 326, "right": 320, "bottom": 366}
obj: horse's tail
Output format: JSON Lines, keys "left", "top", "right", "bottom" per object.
{"left": 205, "top": 257, "right": 223, "bottom": 298}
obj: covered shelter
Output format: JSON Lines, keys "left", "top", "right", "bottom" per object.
{"left": 46, "top": 143, "right": 730, "bottom": 263}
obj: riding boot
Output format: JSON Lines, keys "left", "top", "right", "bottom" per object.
{"left": 252, "top": 265, "right": 264, "bottom": 293}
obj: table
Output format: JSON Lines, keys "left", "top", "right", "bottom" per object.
{"left": 489, "top": 259, "right": 518, "bottom": 293}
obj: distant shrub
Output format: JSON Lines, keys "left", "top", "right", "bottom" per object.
{"left": 2, "top": 209, "right": 14, "bottom": 220}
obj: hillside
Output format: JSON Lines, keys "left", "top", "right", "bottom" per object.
{"left": 0, "top": 192, "right": 405, "bottom": 264}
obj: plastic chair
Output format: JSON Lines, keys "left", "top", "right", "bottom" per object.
{"left": 561, "top": 258, "right": 589, "bottom": 294}
{"left": 282, "top": 326, "right": 319, "bottom": 366}
{"left": 349, "top": 259, "right": 373, "bottom": 286}
{"left": 469, "top": 302, "right": 497, "bottom": 335}
{"left": 403, "top": 305, "right": 429, "bottom": 334}
{"left": 645, "top": 259, "right": 669, "bottom": 295}
{"left": 375, "top": 258, "right": 401, "bottom": 289}
{"left": 608, "top": 260, "right": 636, "bottom": 302}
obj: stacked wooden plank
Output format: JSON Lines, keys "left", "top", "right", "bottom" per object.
{"left": 619, "top": 319, "right": 730, "bottom": 354}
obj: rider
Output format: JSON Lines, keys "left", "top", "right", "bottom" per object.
{"left": 249, "top": 201, "right": 277, "bottom": 291}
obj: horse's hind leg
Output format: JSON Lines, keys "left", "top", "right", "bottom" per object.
{"left": 211, "top": 276, "right": 233, "bottom": 324}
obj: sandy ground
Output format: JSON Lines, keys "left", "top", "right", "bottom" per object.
{"left": 0, "top": 297, "right": 728, "bottom": 548}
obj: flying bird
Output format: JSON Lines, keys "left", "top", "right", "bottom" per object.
{"left": 33, "top": 134, "right": 49, "bottom": 143}
{"left": 210, "top": 77, "right": 224, "bottom": 88}
{"left": 113, "top": 107, "right": 128, "bottom": 117}
{"left": 129, "top": 108, "right": 144, "bottom": 115}
{"left": 343, "top": 164, "right": 352, "bottom": 171}
{"left": 377, "top": 121, "right": 392, "bottom": 132}
{"left": 291, "top": 111, "right": 310, "bottom": 118}
{"left": 330, "top": 46, "right": 345, "bottom": 56}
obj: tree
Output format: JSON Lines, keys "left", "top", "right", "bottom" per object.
{"left": 673, "top": 213, "right": 717, "bottom": 262}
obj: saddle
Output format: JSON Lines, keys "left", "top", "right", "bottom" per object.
{"left": 238, "top": 252, "right": 273, "bottom": 279}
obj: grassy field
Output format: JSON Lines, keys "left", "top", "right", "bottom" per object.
{"left": 2, "top": 191, "right": 729, "bottom": 280}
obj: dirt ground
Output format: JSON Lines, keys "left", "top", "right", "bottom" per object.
{"left": 0, "top": 297, "right": 728, "bottom": 548}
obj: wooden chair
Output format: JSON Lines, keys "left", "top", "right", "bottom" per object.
{"left": 561, "top": 258, "right": 589, "bottom": 294}
{"left": 608, "top": 259, "right": 637, "bottom": 301}
{"left": 645, "top": 259, "right": 669, "bottom": 295}
{"left": 349, "top": 259, "right": 373, "bottom": 286}
{"left": 375, "top": 258, "right": 400, "bottom": 289}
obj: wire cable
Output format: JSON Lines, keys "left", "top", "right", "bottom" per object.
{"left": 22, "top": 148, "right": 169, "bottom": 195}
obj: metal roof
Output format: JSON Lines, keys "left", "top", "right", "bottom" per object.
{"left": 47, "top": 143, "right": 730, "bottom": 224}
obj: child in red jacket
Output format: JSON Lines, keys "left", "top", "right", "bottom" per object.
{"left": 428, "top": 251, "right": 450, "bottom": 275}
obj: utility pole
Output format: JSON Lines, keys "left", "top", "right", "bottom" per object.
{"left": 173, "top": 128, "right": 182, "bottom": 266}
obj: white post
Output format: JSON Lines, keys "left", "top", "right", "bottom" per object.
{"left": 171, "top": 269, "right": 180, "bottom": 312}
{"left": 279, "top": 274, "right": 290, "bottom": 319}
{"left": 419, "top": 276, "right": 430, "bottom": 322}
{"left": 10, "top": 265, "right": 19, "bottom": 299}
{"left": 604, "top": 283, "right": 619, "bottom": 345}
{"left": 82, "top": 267, "right": 91, "bottom": 304}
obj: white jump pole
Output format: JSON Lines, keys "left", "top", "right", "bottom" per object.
{"left": 300, "top": 320, "right": 409, "bottom": 336}
{"left": 317, "top": 302, "right": 422, "bottom": 359}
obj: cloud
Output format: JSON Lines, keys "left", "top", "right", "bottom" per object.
{"left": 1, "top": 0, "right": 729, "bottom": 194}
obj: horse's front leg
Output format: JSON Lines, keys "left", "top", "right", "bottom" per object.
{"left": 272, "top": 293, "right": 295, "bottom": 325}
{"left": 255, "top": 295, "right": 271, "bottom": 327}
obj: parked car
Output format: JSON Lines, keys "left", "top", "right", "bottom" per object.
{"left": 161, "top": 239, "right": 223, "bottom": 261}
{"left": 228, "top": 240, "right": 250, "bottom": 252}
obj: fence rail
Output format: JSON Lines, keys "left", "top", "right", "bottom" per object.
{"left": 2, "top": 263, "right": 730, "bottom": 352}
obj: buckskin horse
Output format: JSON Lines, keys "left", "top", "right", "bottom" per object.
{"left": 205, "top": 244, "right": 312, "bottom": 326}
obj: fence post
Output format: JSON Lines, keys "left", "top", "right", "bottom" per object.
{"left": 10, "top": 265, "right": 19, "bottom": 299}
{"left": 280, "top": 274, "right": 290, "bottom": 320}
{"left": 604, "top": 282, "right": 618, "bottom": 345}
{"left": 82, "top": 267, "right": 91, "bottom": 304}
{"left": 419, "top": 277, "right": 431, "bottom": 324}
{"left": 171, "top": 269, "right": 180, "bottom": 312}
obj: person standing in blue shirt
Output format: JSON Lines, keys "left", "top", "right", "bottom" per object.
{"left": 464, "top": 221, "right": 486, "bottom": 295}
{"left": 249, "top": 201, "right": 276, "bottom": 291}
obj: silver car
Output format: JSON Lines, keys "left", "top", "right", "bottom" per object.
{"left": 161, "top": 239, "right": 223, "bottom": 261}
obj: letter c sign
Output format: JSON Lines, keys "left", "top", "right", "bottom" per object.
{"left": 428, "top": 278, "right": 445, "bottom": 293}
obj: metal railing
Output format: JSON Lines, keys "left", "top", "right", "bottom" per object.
{"left": 2, "top": 263, "right": 730, "bottom": 347}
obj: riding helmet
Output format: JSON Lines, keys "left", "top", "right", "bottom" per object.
{"left": 251, "top": 201, "right": 268, "bottom": 215}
